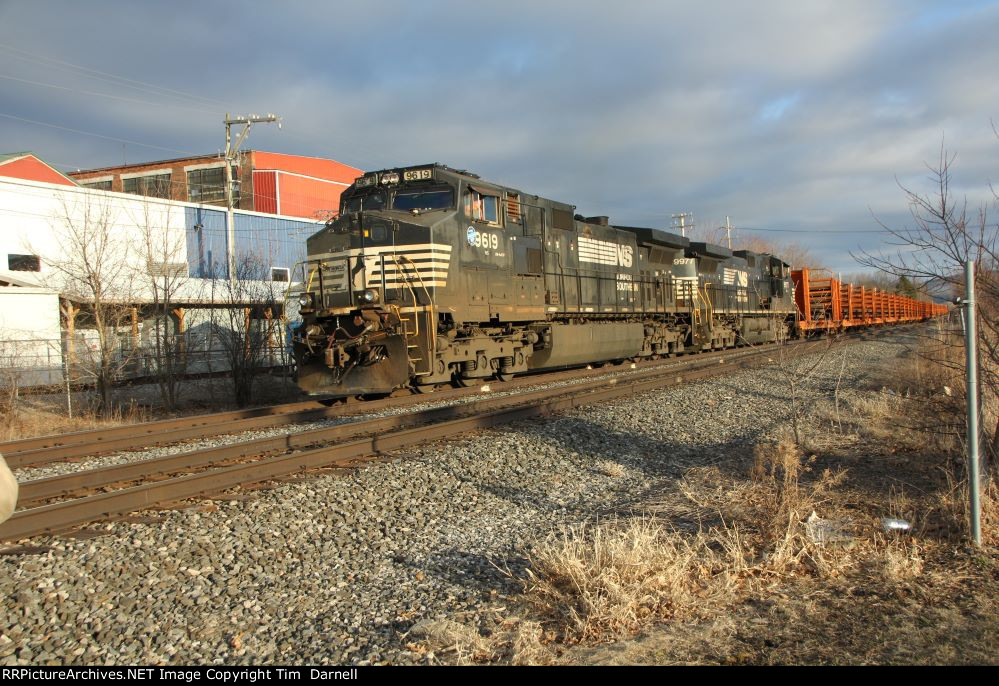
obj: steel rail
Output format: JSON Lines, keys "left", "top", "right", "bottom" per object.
{"left": 0, "top": 347, "right": 784, "bottom": 541}
{"left": 0, "top": 400, "right": 327, "bottom": 462}
{"left": 0, "top": 322, "right": 922, "bottom": 468}
{"left": 3, "top": 343, "right": 777, "bottom": 469}
{"left": 16, "top": 345, "right": 780, "bottom": 506}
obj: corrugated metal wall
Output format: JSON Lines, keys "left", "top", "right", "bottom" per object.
{"left": 252, "top": 170, "right": 278, "bottom": 214}
{"left": 234, "top": 212, "right": 313, "bottom": 280}
{"left": 184, "top": 206, "right": 318, "bottom": 280}
{"left": 185, "top": 206, "right": 228, "bottom": 278}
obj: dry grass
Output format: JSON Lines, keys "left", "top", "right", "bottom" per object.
{"left": 748, "top": 435, "right": 849, "bottom": 575}
{"left": 519, "top": 518, "right": 745, "bottom": 644}
{"left": 412, "top": 331, "right": 999, "bottom": 664}
{"left": 0, "top": 399, "right": 151, "bottom": 442}
{"left": 879, "top": 536, "right": 925, "bottom": 582}
{"left": 510, "top": 620, "right": 556, "bottom": 666}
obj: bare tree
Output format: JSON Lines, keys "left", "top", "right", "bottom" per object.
{"left": 684, "top": 223, "right": 820, "bottom": 269}
{"left": 774, "top": 336, "right": 839, "bottom": 446}
{"left": 839, "top": 270, "right": 897, "bottom": 291}
{"left": 855, "top": 140, "right": 999, "bottom": 465}
{"left": 132, "top": 202, "right": 189, "bottom": 410}
{"left": 40, "top": 195, "right": 138, "bottom": 416}
{"left": 0, "top": 336, "right": 23, "bottom": 430}
{"left": 204, "top": 254, "right": 286, "bottom": 408}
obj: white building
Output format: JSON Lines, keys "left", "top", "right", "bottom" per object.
{"left": 0, "top": 166, "right": 323, "bottom": 387}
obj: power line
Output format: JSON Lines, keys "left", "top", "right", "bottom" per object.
{"left": 736, "top": 226, "right": 898, "bottom": 234}
{"left": 0, "top": 43, "right": 389, "bottom": 171}
{"left": 0, "top": 74, "right": 218, "bottom": 115}
{"left": 0, "top": 111, "right": 200, "bottom": 156}
{"left": 0, "top": 43, "right": 230, "bottom": 108}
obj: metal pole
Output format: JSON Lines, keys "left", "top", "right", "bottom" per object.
{"left": 964, "top": 259, "right": 982, "bottom": 546}
{"left": 725, "top": 216, "right": 732, "bottom": 250}
{"left": 224, "top": 114, "right": 235, "bottom": 285}
{"left": 222, "top": 113, "right": 281, "bottom": 286}
{"left": 62, "top": 330, "right": 72, "bottom": 419}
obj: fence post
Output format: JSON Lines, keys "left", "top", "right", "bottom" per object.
{"left": 962, "top": 260, "right": 982, "bottom": 546}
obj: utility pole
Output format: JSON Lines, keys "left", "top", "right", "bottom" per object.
{"left": 224, "top": 113, "right": 281, "bottom": 283}
{"left": 671, "top": 212, "right": 693, "bottom": 238}
{"left": 725, "top": 216, "right": 732, "bottom": 250}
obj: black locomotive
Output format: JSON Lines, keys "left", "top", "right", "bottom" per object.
{"left": 291, "top": 164, "right": 796, "bottom": 396}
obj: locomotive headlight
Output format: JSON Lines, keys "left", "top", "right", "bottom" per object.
{"left": 357, "top": 288, "right": 380, "bottom": 304}
{"left": 380, "top": 172, "right": 399, "bottom": 185}
{"left": 298, "top": 293, "right": 314, "bottom": 309}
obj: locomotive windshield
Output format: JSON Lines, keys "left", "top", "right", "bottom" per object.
{"left": 392, "top": 188, "right": 454, "bottom": 213}
{"left": 342, "top": 189, "right": 386, "bottom": 213}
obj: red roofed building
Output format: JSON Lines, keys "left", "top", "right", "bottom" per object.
{"left": 69, "top": 151, "right": 362, "bottom": 221}
{"left": 0, "top": 152, "right": 78, "bottom": 187}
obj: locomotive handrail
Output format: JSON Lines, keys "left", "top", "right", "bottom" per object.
{"left": 392, "top": 254, "right": 435, "bottom": 376}
{"left": 283, "top": 260, "right": 307, "bottom": 308}
{"left": 397, "top": 254, "right": 432, "bottom": 306}
{"left": 380, "top": 253, "right": 388, "bottom": 295}
{"left": 399, "top": 255, "right": 438, "bottom": 373}
{"left": 700, "top": 282, "right": 714, "bottom": 331}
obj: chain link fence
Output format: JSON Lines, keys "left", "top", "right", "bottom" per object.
{"left": 0, "top": 325, "right": 293, "bottom": 394}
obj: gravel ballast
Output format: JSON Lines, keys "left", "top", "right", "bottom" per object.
{"left": 0, "top": 335, "right": 910, "bottom": 665}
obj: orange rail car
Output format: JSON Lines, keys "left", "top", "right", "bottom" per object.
{"left": 792, "top": 268, "right": 948, "bottom": 332}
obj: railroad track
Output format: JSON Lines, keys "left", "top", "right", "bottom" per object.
{"left": 0, "top": 328, "right": 909, "bottom": 542}
{"left": 0, "top": 340, "right": 828, "bottom": 541}
{"left": 3, "top": 343, "right": 772, "bottom": 469}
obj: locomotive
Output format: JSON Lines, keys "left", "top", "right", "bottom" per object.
{"left": 290, "top": 163, "right": 797, "bottom": 397}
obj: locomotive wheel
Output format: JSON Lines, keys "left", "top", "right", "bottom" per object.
{"left": 496, "top": 372, "right": 515, "bottom": 383}
{"left": 413, "top": 383, "right": 438, "bottom": 394}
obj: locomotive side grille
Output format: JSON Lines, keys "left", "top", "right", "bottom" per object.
{"left": 506, "top": 192, "right": 522, "bottom": 223}
{"left": 578, "top": 236, "right": 622, "bottom": 266}
{"left": 552, "top": 208, "right": 574, "bottom": 230}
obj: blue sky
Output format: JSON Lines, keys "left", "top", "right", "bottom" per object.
{"left": 0, "top": 0, "right": 997, "bottom": 273}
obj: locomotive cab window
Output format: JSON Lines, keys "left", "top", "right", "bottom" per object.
{"left": 342, "top": 190, "right": 386, "bottom": 213}
{"left": 392, "top": 187, "right": 454, "bottom": 213}
{"left": 464, "top": 185, "right": 501, "bottom": 226}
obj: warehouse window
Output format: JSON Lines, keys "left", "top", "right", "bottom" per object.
{"left": 7, "top": 254, "right": 40, "bottom": 272}
{"left": 81, "top": 179, "right": 112, "bottom": 191}
{"left": 271, "top": 267, "right": 290, "bottom": 282}
{"left": 188, "top": 166, "right": 238, "bottom": 205}
{"left": 123, "top": 173, "right": 171, "bottom": 198}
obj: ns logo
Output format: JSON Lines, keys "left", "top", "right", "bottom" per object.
{"left": 618, "top": 245, "right": 634, "bottom": 268}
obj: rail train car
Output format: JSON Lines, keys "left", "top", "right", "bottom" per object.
{"left": 792, "top": 268, "right": 948, "bottom": 330}
{"left": 290, "top": 163, "right": 800, "bottom": 396}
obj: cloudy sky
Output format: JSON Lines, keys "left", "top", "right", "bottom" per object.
{"left": 1, "top": 0, "right": 997, "bottom": 272}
